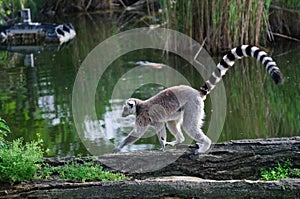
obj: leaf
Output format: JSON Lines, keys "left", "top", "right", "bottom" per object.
{"left": 0, "top": 118, "right": 11, "bottom": 136}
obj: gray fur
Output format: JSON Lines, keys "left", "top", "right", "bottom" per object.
{"left": 115, "top": 85, "right": 209, "bottom": 154}
{"left": 114, "top": 45, "right": 283, "bottom": 154}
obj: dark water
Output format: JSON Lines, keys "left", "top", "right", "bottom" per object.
{"left": 0, "top": 13, "right": 299, "bottom": 157}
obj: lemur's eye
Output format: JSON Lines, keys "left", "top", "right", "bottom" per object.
{"left": 127, "top": 101, "right": 135, "bottom": 108}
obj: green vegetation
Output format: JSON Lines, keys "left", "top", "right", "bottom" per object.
{"left": 160, "top": 0, "right": 269, "bottom": 53}
{"left": 1, "top": 118, "right": 43, "bottom": 183}
{"left": 0, "top": 118, "right": 128, "bottom": 184}
{"left": 0, "top": 0, "right": 43, "bottom": 24}
{"left": 159, "top": 0, "right": 300, "bottom": 53}
{"left": 260, "top": 160, "right": 300, "bottom": 181}
{"left": 0, "top": 118, "right": 10, "bottom": 149}
{"left": 0, "top": 138, "right": 44, "bottom": 183}
{"left": 40, "top": 162, "right": 129, "bottom": 183}
{"left": 272, "top": 0, "right": 300, "bottom": 8}
{"left": 0, "top": 0, "right": 11, "bottom": 24}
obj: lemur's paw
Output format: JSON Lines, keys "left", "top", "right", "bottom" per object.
{"left": 155, "top": 146, "right": 165, "bottom": 152}
{"left": 165, "top": 141, "right": 177, "bottom": 146}
{"left": 113, "top": 147, "right": 121, "bottom": 153}
{"left": 193, "top": 142, "right": 211, "bottom": 155}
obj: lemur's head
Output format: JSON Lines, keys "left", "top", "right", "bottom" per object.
{"left": 122, "top": 99, "right": 137, "bottom": 117}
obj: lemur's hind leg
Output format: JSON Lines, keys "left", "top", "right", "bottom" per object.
{"left": 166, "top": 118, "right": 185, "bottom": 146}
{"left": 182, "top": 98, "right": 211, "bottom": 154}
{"left": 153, "top": 122, "right": 167, "bottom": 151}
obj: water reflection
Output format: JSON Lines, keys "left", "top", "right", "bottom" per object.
{"left": 0, "top": 13, "right": 299, "bottom": 157}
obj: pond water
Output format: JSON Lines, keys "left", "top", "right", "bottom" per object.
{"left": 0, "top": 12, "right": 299, "bottom": 157}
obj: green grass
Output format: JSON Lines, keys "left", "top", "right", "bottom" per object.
{"left": 260, "top": 160, "right": 300, "bottom": 181}
{"left": 39, "top": 162, "right": 129, "bottom": 183}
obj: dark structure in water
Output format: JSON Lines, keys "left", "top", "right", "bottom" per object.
{"left": 0, "top": 9, "right": 76, "bottom": 45}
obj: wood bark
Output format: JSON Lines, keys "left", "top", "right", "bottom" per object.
{"left": 1, "top": 177, "right": 300, "bottom": 199}
{"left": 45, "top": 136, "right": 300, "bottom": 180}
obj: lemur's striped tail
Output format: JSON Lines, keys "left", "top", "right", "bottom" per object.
{"left": 199, "top": 45, "right": 283, "bottom": 97}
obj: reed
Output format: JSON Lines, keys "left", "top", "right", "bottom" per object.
{"left": 160, "top": 0, "right": 270, "bottom": 53}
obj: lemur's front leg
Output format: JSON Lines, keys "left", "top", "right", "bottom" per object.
{"left": 114, "top": 125, "right": 149, "bottom": 152}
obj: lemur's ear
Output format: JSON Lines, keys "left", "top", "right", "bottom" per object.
{"left": 127, "top": 100, "right": 135, "bottom": 108}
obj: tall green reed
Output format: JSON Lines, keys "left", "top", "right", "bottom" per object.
{"left": 160, "top": 0, "right": 270, "bottom": 53}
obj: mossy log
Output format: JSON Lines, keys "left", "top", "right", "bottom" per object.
{"left": 45, "top": 136, "right": 300, "bottom": 180}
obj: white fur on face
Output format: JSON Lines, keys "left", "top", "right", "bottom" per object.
{"left": 121, "top": 99, "right": 136, "bottom": 117}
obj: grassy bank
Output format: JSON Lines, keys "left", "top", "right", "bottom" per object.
{"left": 0, "top": 118, "right": 127, "bottom": 184}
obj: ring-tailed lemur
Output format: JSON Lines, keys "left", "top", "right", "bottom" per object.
{"left": 114, "top": 45, "right": 283, "bottom": 154}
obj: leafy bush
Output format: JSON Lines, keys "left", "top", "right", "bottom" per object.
{"left": 0, "top": 117, "right": 44, "bottom": 183}
{"left": 39, "top": 162, "right": 128, "bottom": 183}
{"left": 0, "top": 138, "right": 44, "bottom": 183}
{"left": 0, "top": 118, "right": 127, "bottom": 183}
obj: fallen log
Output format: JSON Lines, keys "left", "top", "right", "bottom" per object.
{"left": 45, "top": 136, "right": 300, "bottom": 180}
{"left": 1, "top": 177, "right": 300, "bottom": 199}
{"left": 2, "top": 137, "right": 300, "bottom": 198}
